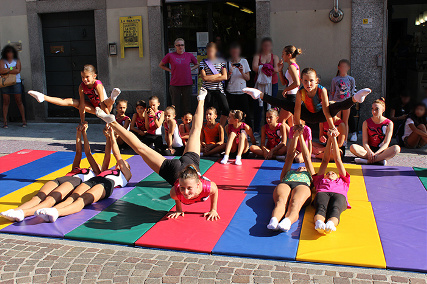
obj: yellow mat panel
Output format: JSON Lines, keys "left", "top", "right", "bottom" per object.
{"left": 296, "top": 175, "right": 386, "bottom": 270}
{"left": 0, "top": 154, "right": 131, "bottom": 229}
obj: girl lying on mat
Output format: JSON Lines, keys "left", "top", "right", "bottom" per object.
{"left": 267, "top": 126, "right": 314, "bottom": 232}
{"left": 35, "top": 127, "right": 132, "bottom": 222}
{"left": 0, "top": 125, "right": 102, "bottom": 222}
{"left": 95, "top": 87, "right": 220, "bottom": 221}
{"left": 312, "top": 132, "right": 351, "bottom": 234}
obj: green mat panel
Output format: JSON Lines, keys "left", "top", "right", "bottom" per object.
{"left": 414, "top": 167, "right": 427, "bottom": 191}
{"left": 64, "top": 158, "right": 215, "bottom": 245}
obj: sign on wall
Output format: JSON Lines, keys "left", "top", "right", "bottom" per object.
{"left": 119, "top": 16, "right": 143, "bottom": 58}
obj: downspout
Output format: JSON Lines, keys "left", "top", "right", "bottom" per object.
{"left": 329, "top": 0, "right": 344, "bottom": 23}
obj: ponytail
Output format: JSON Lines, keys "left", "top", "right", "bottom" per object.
{"left": 179, "top": 164, "right": 200, "bottom": 181}
{"left": 230, "top": 110, "right": 246, "bottom": 122}
{"left": 283, "top": 45, "right": 302, "bottom": 59}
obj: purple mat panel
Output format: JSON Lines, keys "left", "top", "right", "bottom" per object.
{"left": 371, "top": 201, "right": 427, "bottom": 272}
{"left": 1, "top": 155, "right": 153, "bottom": 238}
{"left": 362, "top": 165, "right": 427, "bottom": 204}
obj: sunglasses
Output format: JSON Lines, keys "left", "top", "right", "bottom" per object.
{"left": 175, "top": 44, "right": 185, "bottom": 47}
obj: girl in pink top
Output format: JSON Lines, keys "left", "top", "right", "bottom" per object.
{"left": 312, "top": 133, "right": 351, "bottom": 234}
{"left": 28, "top": 65, "right": 122, "bottom": 128}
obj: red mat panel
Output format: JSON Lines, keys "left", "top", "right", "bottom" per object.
{"left": 135, "top": 160, "right": 263, "bottom": 253}
{"left": 0, "top": 149, "right": 55, "bottom": 174}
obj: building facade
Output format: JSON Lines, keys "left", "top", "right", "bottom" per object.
{"left": 0, "top": 0, "right": 425, "bottom": 125}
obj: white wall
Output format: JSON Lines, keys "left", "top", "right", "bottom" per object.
{"left": 270, "top": 0, "right": 351, "bottom": 91}
{"left": 0, "top": 0, "right": 32, "bottom": 90}
{"left": 106, "top": 6, "right": 152, "bottom": 91}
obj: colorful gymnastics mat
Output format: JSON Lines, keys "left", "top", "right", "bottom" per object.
{"left": 0, "top": 150, "right": 426, "bottom": 272}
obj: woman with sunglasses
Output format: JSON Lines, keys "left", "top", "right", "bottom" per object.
{"left": 159, "top": 38, "right": 199, "bottom": 117}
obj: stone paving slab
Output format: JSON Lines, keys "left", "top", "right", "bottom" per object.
{"left": 0, "top": 233, "right": 425, "bottom": 284}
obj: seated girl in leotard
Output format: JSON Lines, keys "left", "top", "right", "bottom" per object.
{"left": 267, "top": 127, "right": 314, "bottom": 232}
{"left": 95, "top": 88, "right": 220, "bottom": 221}
{"left": 312, "top": 102, "right": 346, "bottom": 160}
{"left": 242, "top": 68, "right": 371, "bottom": 128}
{"left": 201, "top": 107, "right": 225, "bottom": 156}
{"left": 350, "top": 98, "right": 400, "bottom": 165}
{"left": 0, "top": 125, "right": 101, "bottom": 222}
{"left": 36, "top": 127, "right": 132, "bottom": 222}
{"left": 28, "top": 65, "right": 121, "bottom": 127}
{"left": 250, "top": 109, "right": 288, "bottom": 160}
{"left": 163, "top": 106, "right": 184, "bottom": 156}
{"left": 130, "top": 100, "right": 147, "bottom": 141}
{"left": 313, "top": 133, "right": 351, "bottom": 234}
{"left": 179, "top": 112, "right": 192, "bottom": 146}
{"left": 220, "top": 110, "right": 257, "bottom": 165}
{"left": 115, "top": 99, "right": 131, "bottom": 147}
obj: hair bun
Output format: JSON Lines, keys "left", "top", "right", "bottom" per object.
{"left": 380, "top": 97, "right": 385, "bottom": 102}
{"left": 296, "top": 48, "right": 302, "bottom": 55}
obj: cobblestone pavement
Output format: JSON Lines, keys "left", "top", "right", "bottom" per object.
{"left": 0, "top": 233, "right": 426, "bottom": 284}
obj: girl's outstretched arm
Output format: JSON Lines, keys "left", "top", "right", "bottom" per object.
{"left": 204, "top": 182, "right": 220, "bottom": 221}
{"left": 318, "top": 135, "right": 333, "bottom": 176}
{"left": 167, "top": 188, "right": 184, "bottom": 219}
{"left": 101, "top": 128, "right": 112, "bottom": 172}
{"left": 78, "top": 86, "right": 86, "bottom": 125}
{"left": 82, "top": 125, "right": 101, "bottom": 175}
{"left": 72, "top": 127, "right": 83, "bottom": 169}
{"left": 331, "top": 135, "right": 346, "bottom": 177}
{"left": 110, "top": 128, "right": 132, "bottom": 181}
{"left": 280, "top": 134, "right": 299, "bottom": 180}
{"left": 298, "top": 132, "right": 315, "bottom": 176}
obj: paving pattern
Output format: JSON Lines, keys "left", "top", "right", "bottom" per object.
{"left": 0, "top": 234, "right": 426, "bottom": 284}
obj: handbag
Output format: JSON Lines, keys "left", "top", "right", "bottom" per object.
{"left": 0, "top": 63, "right": 16, "bottom": 88}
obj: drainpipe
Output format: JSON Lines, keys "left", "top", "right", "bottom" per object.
{"left": 329, "top": 0, "right": 344, "bottom": 23}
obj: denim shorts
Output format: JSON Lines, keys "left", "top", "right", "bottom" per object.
{"left": 1, "top": 82, "right": 22, "bottom": 95}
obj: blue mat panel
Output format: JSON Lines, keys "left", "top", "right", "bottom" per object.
{"left": 0, "top": 152, "right": 76, "bottom": 197}
{"left": 212, "top": 193, "right": 304, "bottom": 260}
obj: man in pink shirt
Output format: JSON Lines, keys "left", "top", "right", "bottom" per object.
{"left": 159, "top": 38, "right": 199, "bottom": 117}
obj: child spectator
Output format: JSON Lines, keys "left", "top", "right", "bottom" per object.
{"left": 201, "top": 107, "right": 225, "bottom": 156}
{"left": 179, "top": 112, "right": 192, "bottom": 146}
{"left": 164, "top": 106, "right": 184, "bottom": 155}
{"left": 400, "top": 103, "right": 427, "bottom": 148}
{"left": 130, "top": 100, "right": 147, "bottom": 141}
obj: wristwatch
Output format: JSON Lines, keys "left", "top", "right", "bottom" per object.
{"left": 9, "top": 66, "right": 13, "bottom": 71}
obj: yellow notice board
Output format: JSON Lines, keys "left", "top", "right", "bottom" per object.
{"left": 119, "top": 16, "right": 143, "bottom": 58}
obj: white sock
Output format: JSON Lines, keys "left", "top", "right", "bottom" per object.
{"left": 267, "top": 217, "right": 279, "bottom": 230}
{"left": 242, "top": 87, "right": 262, "bottom": 100}
{"left": 28, "top": 90, "right": 45, "bottom": 103}
{"left": 315, "top": 220, "right": 326, "bottom": 234}
{"left": 95, "top": 107, "right": 116, "bottom": 124}
{"left": 0, "top": 209, "right": 16, "bottom": 221}
{"left": 197, "top": 87, "right": 207, "bottom": 101}
{"left": 325, "top": 221, "right": 337, "bottom": 234}
{"left": 8, "top": 209, "right": 24, "bottom": 222}
{"left": 379, "top": 160, "right": 387, "bottom": 166}
{"left": 37, "top": 208, "right": 59, "bottom": 223}
{"left": 354, "top": 158, "right": 368, "bottom": 164}
{"left": 353, "top": 88, "right": 371, "bottom": 103}
{"left": 220, "top": 155, "right": 229, "bottom": 164}
{"left": 110, "top": 88, "right": 121, "bottom": 102}
{"left": 235, "top": 156, "right": 242, "bottom": 165}
{"left": 278, "top": 217, "right": 292, "bottom": 232}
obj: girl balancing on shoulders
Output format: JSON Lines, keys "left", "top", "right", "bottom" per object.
{"left": 28, "top": 64, "right": 121, "bottom": 127}
{"left": 95, "top": 87, "right": 220, "bottom": 221}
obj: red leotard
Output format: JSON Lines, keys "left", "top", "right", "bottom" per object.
{"left": 265, "top": 123, "right": 282, "bottom": 150}
{"left": 80, "top": 80, "right": 104, "bottom": 108}
{"left": 227, "top": 123, "right": 246, "bottom": 144}
{"left": 366, "top": 118, "right": 391, "bottom": 148}
{"left": 134, "top": 115, "right": 146, "bottom": 132}
{"left": 147, "top": 110, "right": 163, "bottom": 135}
{"left": 117, "top": 115, "right": 130, "bottom": 127}
{"left": 174, "top": 176, "right": 211, "bottom": 205}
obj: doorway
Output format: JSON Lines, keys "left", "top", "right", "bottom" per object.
{"left": 387, "top": 1, "right": 427, "bottom": 108}
{"left": 42, "top": 11, "right": 97, "bottom": 117}
{"left": 163, "top": 0, "right": 256, "bottom": 107}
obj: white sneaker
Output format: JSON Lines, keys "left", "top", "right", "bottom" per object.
{"left": 350, "top": 132, "right": 357, "bottom": 142}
